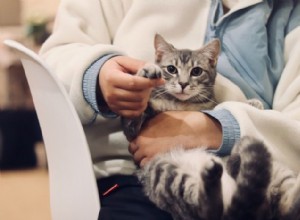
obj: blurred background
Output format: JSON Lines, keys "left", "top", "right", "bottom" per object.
{"left": 0, "top": 0, "right": 59, "bottom": 219}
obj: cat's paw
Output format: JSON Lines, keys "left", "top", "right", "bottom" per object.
{"left": 137, "top": 63, "right": 163, "bottom": 79}
{"left": 232, "top": 136, "right": 260, "bottom": 154}
{"left": 202, "top": 158, "right": 223, "bottom": 183}
{"left": 246, "top": 98, "right": 264, "bottom": 110}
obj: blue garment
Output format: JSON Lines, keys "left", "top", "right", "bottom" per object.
{"left": 82, "top": 54, "right": 119, "bottom": 122}
{"left": 205, "top": 0, "right": 297, "bottom": 109}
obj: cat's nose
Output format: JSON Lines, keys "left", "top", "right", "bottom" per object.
{"left": 179, "top": 82, "right": 189, "bottom": 90}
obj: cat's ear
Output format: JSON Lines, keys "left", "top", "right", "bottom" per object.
{"left": 154, "top": 34, "right": 175, "bottom": 62}
{"left": 200, "top": 39, "right": 221, "bottom": 68}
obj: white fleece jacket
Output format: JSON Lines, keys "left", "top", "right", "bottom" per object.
{"left": 40, "top": 0, "right": 300, "bottom": 177}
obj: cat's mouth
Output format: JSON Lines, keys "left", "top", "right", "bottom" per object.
{"left": 173, "top": 93, "right": 191, "bottom": 101}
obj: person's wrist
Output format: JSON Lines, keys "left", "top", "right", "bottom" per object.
{"left": 201, "top": 114, "right": 222, "bottom": 150}
{"left": 83, "top": 54, "right": 121, "bottom": 118}
{"left": 175, "top": 111, "right": 222, "bottom": 149}
{"left": 96, "top": 75, "right": 115, "bottom": 115}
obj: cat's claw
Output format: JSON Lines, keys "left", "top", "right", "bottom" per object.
{"left": 138, "top": 63, "right": 163, "bottom": 79}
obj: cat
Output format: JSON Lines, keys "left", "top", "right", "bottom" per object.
{"left": 122, "top": 34, "right": 220, "bottom": 141}
{"left": 121, "top": 33, "right": 263, "bottom": 140}
{"left": 122, "top": 34, "right": 300, "bottom": 220}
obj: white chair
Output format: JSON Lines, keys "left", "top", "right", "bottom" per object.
{"left": 3, "top": 40, "right": 100, "bottom": 220}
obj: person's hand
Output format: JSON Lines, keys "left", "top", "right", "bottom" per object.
{"left": 99, "top": 56, "right": 164, "bottom": 118}
{"left": 129, "top": 111, "right": 222, "bottom": 166}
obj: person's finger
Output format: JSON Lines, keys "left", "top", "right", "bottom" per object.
{"left": 131, "top": 143, "right": 153, "bottom": 164}
{"left": 111, "top": 100, "right": 146, "bottom": 111}
{"left": 116, "top": 109, "right": 145, "bottom": 118}
{"left": 114, "top": 56, "right": 146, "bottom": 74}
{"left": 104, "top": 67, "right": 163, "bottom": 90}
{"left": 132, "top": 151, "right": 145, "bottom": 165}
{"left": 111, "top": 88, "right": 150, "bottom": 102}
{"left": 128, "top": 142, "right": 138, "bottom": 155}
{"left": 139, "top": 157, "right": 151, "bottom": 168}
{"left": 113, "top": 73, "right": 164, "bottom": 91}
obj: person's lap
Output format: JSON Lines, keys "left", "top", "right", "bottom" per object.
{"left": 97, "top": 175, "right": 173, "bottom": 220}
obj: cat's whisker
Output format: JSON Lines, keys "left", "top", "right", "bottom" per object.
{"left": 195, "top": 93, "right": 218, "bottom": 105}
{"left": 152, "top": 90, "right": 168, "bottom": 99}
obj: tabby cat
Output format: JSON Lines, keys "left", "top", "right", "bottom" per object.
{"left": 123, "top": 34, "right": 300, "bottom": 220}
{"left": 122, "top": 34, "right": 219, "bottom": 141}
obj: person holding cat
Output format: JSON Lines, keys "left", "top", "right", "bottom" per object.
{"left": 40, "top": 0, "right": 300, "bottom": 219}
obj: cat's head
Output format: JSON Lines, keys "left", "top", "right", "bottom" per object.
{"left": 153, "top": 34, "right": 220, "bottom": 102}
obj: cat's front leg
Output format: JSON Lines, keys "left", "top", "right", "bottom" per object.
{"left": 121, "top": 64, "right": 163, "bottom": 140}
{"left": 137, "top": 63, "right": 163, "bottom": 79}
{"left": 121, "top": 115, "right": 144, "bottom": 141}
{"left": 121, "top": 106, "right": 156, "bottom": 141}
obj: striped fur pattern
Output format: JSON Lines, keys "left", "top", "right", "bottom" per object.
{"left": 122, "top": 35, "right": 300, "bottom": 219}
{"left": 122, "top": 34, "right": 220, "bottom": 141}
{"left": 137, "top": 136, "right": 300, "bottom": 220}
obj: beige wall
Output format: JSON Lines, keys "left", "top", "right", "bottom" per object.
{"left": 0, "top": 0, "right": 60, "bottom": 109}
{"left": 0, "top": 0, "right": 60, "bottom": 25}
{"left": 20, "top": 0, "right": 60, "bottom": 22}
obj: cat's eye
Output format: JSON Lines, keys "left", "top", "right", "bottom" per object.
{"left": 190, "top": 67, "right": 203, "bottom": 76}
{"left": 166, "top": 65, "right": 177, "bottom": 74}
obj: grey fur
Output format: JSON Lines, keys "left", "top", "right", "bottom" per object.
{"left": 137, "top": 136, "right": 300, "bottom": 220}
{"left": 122, "top": 35, "right": 300, "bottom": 219}
{"left": 122, "top": 34, "right": 220, "bottom": 141}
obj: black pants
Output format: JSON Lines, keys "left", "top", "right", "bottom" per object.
{"left": 97, "top": 175, "right": 173, "bottom": 220}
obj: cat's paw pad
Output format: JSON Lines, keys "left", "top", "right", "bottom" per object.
{"left": 202, "top": 159, "right": 223, "bottom": 182}
{"left": 138, "top": 63, "right": 162, "bottom": 79}
{"left": 246, "top": 99, "right": 264, "bottom": 110}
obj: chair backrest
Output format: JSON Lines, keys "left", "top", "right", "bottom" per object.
{"left": 4, "top": 40, "right": 100, "bottom": 220}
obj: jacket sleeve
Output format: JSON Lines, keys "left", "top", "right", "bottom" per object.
{"left": 39, "top": 0, "right": 132, "bottom": 123}
{"left": 216, "top": 26, "right": 300, "bottom": 172}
